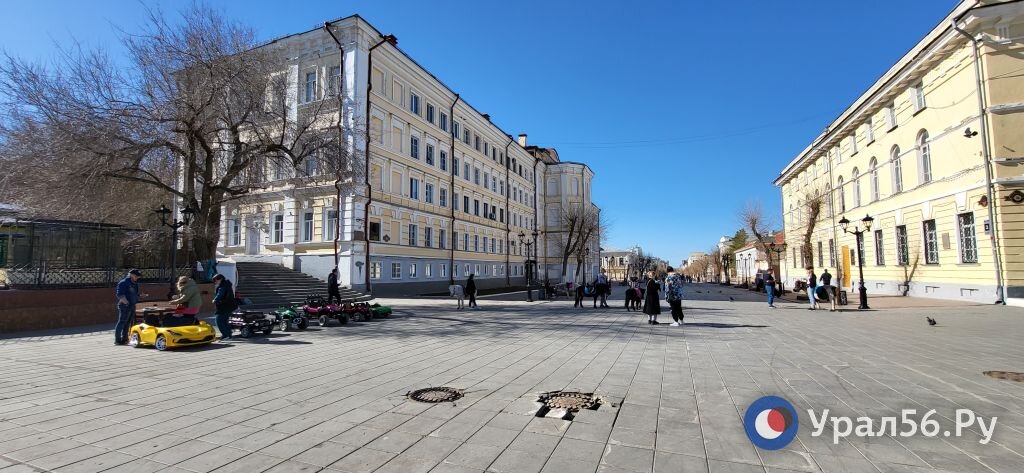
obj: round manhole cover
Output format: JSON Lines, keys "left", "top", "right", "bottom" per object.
{"left": 408, "top": 387, "right": 463, "bottom": 403}
{"left": 984, "top": 371, "right": 1024, "bottom": 382}
{"left": 539, "top": 391, "right": 598, "bottom": 411}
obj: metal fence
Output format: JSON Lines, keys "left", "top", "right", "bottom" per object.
{"left": 0, "top": 265, "right": 191, "bottom": 289}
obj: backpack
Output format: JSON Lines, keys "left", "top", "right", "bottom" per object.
{"left": 666, "top": 275, "right": 683, "bottom": 302}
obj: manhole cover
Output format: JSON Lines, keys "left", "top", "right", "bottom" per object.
{"left": 984, "top": 371, "right": 1024, "bottom": 382}
{"left": 538, "top": 391, "right": 599, "bottom": 411}
{"left": 408, "top": 387, "right": 463, "bottom": 403}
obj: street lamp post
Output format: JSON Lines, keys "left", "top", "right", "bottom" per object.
{"left": 154, "top": 203, "right": 196, "bottom": 300}
{"left": 582, "top": 247, "right": 591, "bottom": 287}
{"left": 839, "top": 214, "right": 874, "bottom": 310}
{"left": 518, "top": 231, "right": 538, "bottom": 302}
{"left": 767, "top": 242, "right": 787, "bottom": 295}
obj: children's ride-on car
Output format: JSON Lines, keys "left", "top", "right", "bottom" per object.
{"left": 229, "top": 310, "right": 275, "bottom": 338}
{"left": 370, "top": 303, "right": 392, "bottom": 318}
{"left": 270, "top": 306, "right": 308, "bottom": 331}
{"left": 302, "top": 295, "right": 348, "bottom": 326}
{"left": 129, "top": 308, "right": 216, "bottom": 351}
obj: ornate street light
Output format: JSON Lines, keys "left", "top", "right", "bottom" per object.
{"left": 518, "top": 230, "right": 538, "bottom": 302}
{"left": 839, "top": 214, "right": 873, "bottom": 309}
{"left": 155, "top": 203, "right": 196, "bottom": 300}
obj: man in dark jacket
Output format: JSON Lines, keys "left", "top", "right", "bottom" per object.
{"left": 212, "top": 274, "right": 237, "bottom": 340}
{"left": 327, "top": 269, "right": 341, "bottom": 304}
{"left": 465, "top": 274, "right": 478, "bottom": 309}
{"left": 114, "top": 269, "right": 143, "bottom": 345}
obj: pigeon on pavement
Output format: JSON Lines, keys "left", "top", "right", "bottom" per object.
{"left": 926, "top": 317, "right": 937, "bottom": 326}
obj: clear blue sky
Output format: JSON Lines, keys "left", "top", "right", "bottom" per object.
{"left": 1, "top": 0, "right": 959, "bottom": 266}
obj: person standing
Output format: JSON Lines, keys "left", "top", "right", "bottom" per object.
{"left": 212, "top": 274, "right": 237, "bottom": 340}
{"left": 643, "top": 273, "right": 661, "bottom": 324}
{"left": 820, "top": 269, "right": 836, "bottom": 312}
{"left": 114, "top": 269, "right": 143, "bottom": 345}
{"left": 764, "top": 272, "right": 776, "bottom": 309}
{"left": 665, "top": 267, "right": 685, "bottom": 326}
{"left": 327, "top": 269, "right": 341, "bottom": 305}
{"left": 806, "top": 267, "right": 819, "bottom": 310}
{"left": 466, "top": 274, "right": 478, "bottom": 309}
{"left": 594, "top": 269, "right": 610, "bottom": 308}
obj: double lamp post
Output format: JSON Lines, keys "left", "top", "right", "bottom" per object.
{"left": 155, "top": 203, "right": 196, "bottom": 300}
{"left": 839, "top": 214, "right": 873, "bottom": 310}
{"left": 518, "top": 230, "right": 538, "bottom": 302}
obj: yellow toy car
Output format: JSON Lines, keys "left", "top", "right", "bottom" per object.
{"left": 128, "top": 311, "right": 216, "bottom": 351}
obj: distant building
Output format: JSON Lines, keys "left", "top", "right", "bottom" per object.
{"left": 600, "top": 246, "right": 639, "bottom": 282}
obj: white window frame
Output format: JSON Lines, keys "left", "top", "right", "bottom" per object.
{"left": 370, "top": 262, "right": 382, "bottom": 279}
{"left": 409, "top": 263, "right": 418, "bottom": 278}
{"left": 271, "top": 213, "right": 285, "bottom": 243}
{"left": 912, "top": 82, "right": 926, "bottom": 111}
{"left": 301, "top": 211, "right": 314, "bottom": 242}
{"left": 304, "top": 71, "right": 317, "bottom": 103}
{"left": 323, "top": 209, "right": 338, "bottom": 242}
{"left": 391, "top": 262, "right": 402, "bottom": 279}
{"left": 228, "top": 218, "right": 241, "bottom": 246}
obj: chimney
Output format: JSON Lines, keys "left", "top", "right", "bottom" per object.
{"left": 481, "top": 113, "right": 491, "bottom": 121}
{"left": 518, "top": 134, "right": 527, "bottom": 147}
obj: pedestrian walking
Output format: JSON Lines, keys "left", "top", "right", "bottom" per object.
{"left": 665, "top": 267, "right": 685, "bottom": 326}
{"left": 327, "top": 269, "right": 341, "bottom": 304}
{"left": 212, "top": 274, "right": 237, "bottom": 340}
{"left": 168, "top": 276, "right": 202, "bottom": 325}
{"left": 820, "top": 269, "right": 837, "bottom": 312}
{"left": 594, "top": 269, "right": 610, "bottom": 308}
{"left": 114, "top": 269, "right": 143, "bottom": 345}
{"left": 643, "top": 273, "right": 661, "bottom": 324}
{"left": 764, "top": 272, "right": 776, "bottom": 308}
{"left": 466, "top": 274, "right": 478, "bottom": 309}
{"left": 806, "top": 267, "right": 819, "bottom": 310}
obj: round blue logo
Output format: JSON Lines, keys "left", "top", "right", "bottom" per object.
{"left": 743, "top": 396, "right": 799, "bottom": 450}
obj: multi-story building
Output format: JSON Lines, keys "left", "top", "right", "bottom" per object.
{"left": 775, "top": 1, "right": 1024, "bottom": 304}
{"left": 600, "top": 247, "right": 640, "bottom": 282}
{"left": 217, "top": 15, "right": 600, "bottom": 295}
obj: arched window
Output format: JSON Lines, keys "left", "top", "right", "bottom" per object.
{"left": 869, "top": 158, "right": 879, "bottom": 202}
{"left": 918, "top": 130, "right": 932, "bottom": 184}
{"left": 891, "top": 145, "right": 903, "bottom": 194}
{"left": 825, "top": 184, "right": 833, "bottom": 217}
{"left": 851, "top": 167, "right": 861, "bottom": 207}
{"left": 837, "top": 177, "right": 846, "bottom": 213}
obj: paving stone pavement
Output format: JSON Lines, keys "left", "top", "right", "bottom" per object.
{"left": 1, "top": 283, "right": 1023, "bottom": 473}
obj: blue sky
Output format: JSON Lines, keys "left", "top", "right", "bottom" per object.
{"left": 1, "top": 0, "right": 959, "bottom": 266}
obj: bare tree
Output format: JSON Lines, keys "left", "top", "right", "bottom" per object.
{"left": 0, "top": 4, "right": 342, "bottom": 262}
{"left": 551, "top": 204, "right": 601, "bottom": 283}
{"left": 740, "top": 201, "right": 775, "bottom": 256}
{"left": 799, "top": 188, "right": 825, "bottom": 268}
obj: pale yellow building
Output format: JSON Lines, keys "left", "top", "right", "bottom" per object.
{"left": 775, "top": 0, "right": 1024, "bottom": 305}
{"left": 217, "top": 15, "right": 599, "bottom": 295}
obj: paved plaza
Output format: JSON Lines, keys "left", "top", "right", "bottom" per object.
{"left": 1, "top": 284, "right": 1023, "bottom": 473}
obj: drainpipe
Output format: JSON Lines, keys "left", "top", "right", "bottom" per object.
{"left": 358, "top": 33, "right": 396, "bottom": 293}
{"left": 953, "top": 20, "right": 1005, "bottom": 305}
{"left": 504, "top": 138, "right": 513, "bottom": 286}
{"left": 323, "top": 23, "right": 345, "bottom": 278}
{"left": 532, "top": 155, "right": 543, "bottom": 285}
{"left": 448, "top": 94, "right": 460, "bottom": 286}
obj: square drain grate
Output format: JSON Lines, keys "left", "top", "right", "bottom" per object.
{"left": 535, "top": 391, "right": 602, "bottom": 420}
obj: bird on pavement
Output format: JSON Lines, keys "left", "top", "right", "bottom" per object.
{"left": 729, "top": 297, "right": 735, "bottom": 302}
{"left": 926, "top": 317, "right": 937, "bottom": 326}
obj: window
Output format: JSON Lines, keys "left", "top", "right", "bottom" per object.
{"left": 869, "top": 158, "right": 879, "bottom": 202}
{"left": 896, "top": 225, "right": 909, "bottom": 265}
{"left": 426, "top": 144, "right": 434, "bottom": 165}
{"left": 272, "top": 214, "right": 284, "bottom": 243}
{"left": 917, "top": 130, "right": 932, "bottom": 184}
{"left": 409, "top": 177, "right": 419, "bottom": 200}
{"left": 483, "top": 237, "right": 488, "bottom": 253}
{"left": 482, "top": 203, "right": 488, "bottom": 218}
{"left": 328, "top": 65, "right": 341, "bottom": 96}
{"left": 441, "top": 264, "right": 447, "bottom": 279}
{"left": 408, "top": 224, "right": 418, "bottom": 246}
{"left": 912, "top": 82, "right": 926, "bottom": 111}
{"left": 304, "top": 71, "right": 317, "bottom": 103}
{"left": 426, "top": 104, "right": 435, "bottom": 123}
{"left": 304, "top": 155, "right": 318, "bottom": 176}
{"left": 865, "top": 117, "right": 874, "bottom": 143}
{"left": 850, "top": 134, "right": 858, "bottom": 155}
{"left": 369, "top": 221, "right": 381, "bottom": 241}
{"left": 473, "top": 199, "right": 480, "bottom": 216}
{"left": 475, "top": 264, "right": 481, "bottom": 275}
{"left": 817, "top": 241, "right": 823, "bottom": 268}
{"left": 440, "top": 229, "right": 447, "bottom": 250}
{"left": 490, "top": 239, "right": 496, "bottom": 253}
{"left": 439, "top": 188, "right": 447, "bottom": 207}
{"left": 463, "top": 128, "right": 470, "bottom": 144}
{"left": 484, "top": 142, "right": 489, "bottom": 155}
{"left": 474, "top": 168, "right": 480, "bottom": 185}
{"left": 464, "top": 263, "right": 470, "bottom": 277}
{"left": 425, "top": 264, "right": 432, "bottom": 278}
{"left": 464, "top": 163, "right": 471, "bottom": 180}
{"left": 828, "top": 239, "right": 836, "bottom": 267}
{"left": 409, "top": 263, "right": 417, "bottom": 278}
{"left": 499, "top": 208, "right": 504, "bottom": 223}
{"left": 370, "top": 262, "right": 381, "bottom": 279}
{"left": 425, "top": 183, "right": 434, "bottom": 204}
{"left": 473, "top": 235, "right": 479, "bottom": 252}
{"left": 463, "top": 196, "right": 470, "bottom": 213}
{"left": 440, "top": 112, "right": 448, "bottom": 131}
{"left": 452, "top": 121, "right": 459, "bottom": 138}
{"left": 424, "top": 227, "right": 433, "bottom": 247}
{"left": 958, "top": 212, "right": 978, "bottom": 263}
{"left": 891, "top": 146, "right": 903, "bottom": 194}
{"left": 391, "top": 262, "right": 402, "bottom": 279}
{"left": 874, "top": 230, "right": 885, "bottom": 265}
{"left": 483, "top": 172, "right": 489, "bottom": 190}
{"left": 851, "top": 168, "right": 861, "bottom": 207}
{"left": 302, "top": 211, "right": 314, "bottom": 242}
{"left": 924, "top": 220, "right": 939, "bottom": 264}
{"left": 463, "top": 233, "right": 469, "bottom": 252}
{"left": 410, "top": 136, "right": 420, "bottom": 159}
{"left": 228, "top": 219, "right": 241, "bottom": 246}
{"left": 453, "top": 158, "right": 459, "bottom": 176}
{"left": 837, "top": 177, "right": 847, "bottom": 212}
{"left": 410, "top": 93, "right": 420, "bottom": 114}
{"left": 440, "top": 151, "right": 448, "bottom": 171}
{"left": 324, "top": 210, "right": 338, "bottom": 241}
{"left": 474, "top": 135, "right": 480, "bottom": 151}
{"left": 886, "top": 103, "right": 897, "bottom": 129}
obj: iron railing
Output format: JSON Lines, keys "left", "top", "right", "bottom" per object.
{"left": 0, "top": 264, "right": 190, "bottom": 289}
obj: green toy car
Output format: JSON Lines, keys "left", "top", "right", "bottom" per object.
{"left": 270, "top": 306, "right": 309, "bottom": 331}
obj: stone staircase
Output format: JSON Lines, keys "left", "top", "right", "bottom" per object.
{"left": 235, "top": 262, "right": 373, "bottom": 309}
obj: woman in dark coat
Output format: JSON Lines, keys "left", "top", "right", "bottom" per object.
{"left": 643, "top": 276, "right": 661, "bottom": 324}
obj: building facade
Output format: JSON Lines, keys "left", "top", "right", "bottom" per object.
{"left": 216, "top": 15, "right": 600, "bottom": 296}
{"left": 775, "top": 1, "right": 1024, "bottom": 305}
{"left": 600, "top": 247, "right": 640, "bottom": 282}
